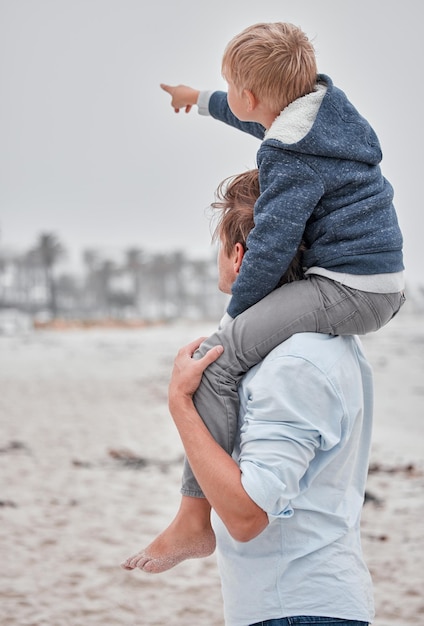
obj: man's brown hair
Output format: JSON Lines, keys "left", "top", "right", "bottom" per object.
{"left": 211, "top": 169, "right": 305, "bottom": 285}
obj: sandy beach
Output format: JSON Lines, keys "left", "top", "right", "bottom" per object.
{"left": 0, "top": 309, "right": 423, "bottom": 626}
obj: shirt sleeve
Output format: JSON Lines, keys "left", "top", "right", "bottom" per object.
{"left": 238, "top": 353, "right": 344, "bottom": 521}
{"left": 197, "top": 90, "right": 213, "bottom": 116}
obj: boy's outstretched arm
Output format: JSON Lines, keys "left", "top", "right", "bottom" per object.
{"left": 160, "top": 83, "right": 200, "bottom": 113}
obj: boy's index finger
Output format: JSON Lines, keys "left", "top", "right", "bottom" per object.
{"left": 160, "top": 83, "right": 173, "bottom": 94}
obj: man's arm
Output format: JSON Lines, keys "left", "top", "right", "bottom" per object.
{"left": 168, "top": 338, "right": 269, "bottom": 542}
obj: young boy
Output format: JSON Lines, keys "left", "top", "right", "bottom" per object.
{"left": 122, "top": 22, "right": 404, "bottom": 574}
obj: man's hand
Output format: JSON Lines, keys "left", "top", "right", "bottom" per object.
{"left": 160, "top": 83, "right": 200, "bottom": 113}
{"left": 169, "top": 337, "right": 224, "bottom": 401}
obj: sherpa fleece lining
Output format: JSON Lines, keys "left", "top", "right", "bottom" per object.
{"left": 265, "top": 82, "right": 327, "bottom": 144}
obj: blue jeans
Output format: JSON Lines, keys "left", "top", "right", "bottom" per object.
{"left": 181, "top": 274, "right": 405, "bottom": 497}
{"left": 250, "top": 618, "right": 369, "bottom": 626}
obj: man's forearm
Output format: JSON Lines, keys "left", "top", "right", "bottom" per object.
{"left": 169, "top": 393, "right": 268, "bottom": 542}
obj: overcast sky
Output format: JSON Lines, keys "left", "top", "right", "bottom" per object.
{"left": 0, "top": 0, "right": 421, "bottom": 285}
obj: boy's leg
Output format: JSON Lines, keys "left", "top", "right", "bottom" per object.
{"left": 121, "top": 495, "right": 214, "bottom": 573}
{"left": 182, "top": 275, "right": 405, "bottom": 497}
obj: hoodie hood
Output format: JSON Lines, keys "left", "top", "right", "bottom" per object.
{"left": 264, "top": 74, "right": 382, "bottom": 165}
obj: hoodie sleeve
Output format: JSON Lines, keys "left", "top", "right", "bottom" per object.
{"left": 227, "top": 144, "right": 325, "bottom": 317}
{"left": 208, "top": 91, "right": 266, "bottom": 140}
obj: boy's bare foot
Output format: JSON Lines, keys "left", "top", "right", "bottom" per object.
{"left": 121, "top": 495, "right": 215, "bottom": 574}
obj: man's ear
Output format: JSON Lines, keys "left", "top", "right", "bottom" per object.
{"left": 243, "top": 89, "right": 257, "bottom": 112}
{"left": 234, "top": 242, "right": 245, "bottom": 275}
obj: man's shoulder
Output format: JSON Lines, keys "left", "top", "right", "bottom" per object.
{"left": 241, "top": 332, "right": 372, "bottom": 408}
{"left": 264, "top": 332, "right": 363, "bottom": 373}
{"left": 270, "top": 331, "right": 353, "bottom": 351}
{"left": 242, "top": 334, "right": 368, "bottom": 392}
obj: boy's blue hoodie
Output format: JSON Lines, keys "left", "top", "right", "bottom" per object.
{"left": 207, "top": 74, "right": 404, "bottom": 318}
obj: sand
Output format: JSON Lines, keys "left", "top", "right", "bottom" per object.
{"left": 0, "top": 309, "right": 423, "bottom": 625}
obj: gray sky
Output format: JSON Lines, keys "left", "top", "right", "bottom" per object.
{"left": 0, "top": 0, "right": 421, "bottom": 285}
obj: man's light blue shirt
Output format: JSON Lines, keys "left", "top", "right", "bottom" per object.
{"left": 211, "top": 333, "right": 375, "bottom": 626}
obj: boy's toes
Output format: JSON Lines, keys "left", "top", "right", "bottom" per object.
{"left": 121, "top": 552, "right": 148, "bottom": 570}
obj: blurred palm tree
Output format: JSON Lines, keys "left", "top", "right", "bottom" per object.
{"left": 125, "top": 247, "right": 144, "bottom": 313}
{"left": 32, "top": 233, "right": 66, "bottom": 317}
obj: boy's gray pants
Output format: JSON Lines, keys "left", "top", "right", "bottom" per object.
{"left": 181, "top": 274, "right": 405, "bottom": 497}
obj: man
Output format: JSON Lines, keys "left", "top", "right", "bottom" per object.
{"left": 126, "top": 170, "right": 375, "bottom": 625}
{"left": 170, "top": 170, "right": 374, "bottom": 625}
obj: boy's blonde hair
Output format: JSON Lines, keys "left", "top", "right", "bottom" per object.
{"left": 222, "top": 22, "right": 317, "bottom": 112}
{"left": 211, "top": 169, "right": 305, "bottom": 285}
